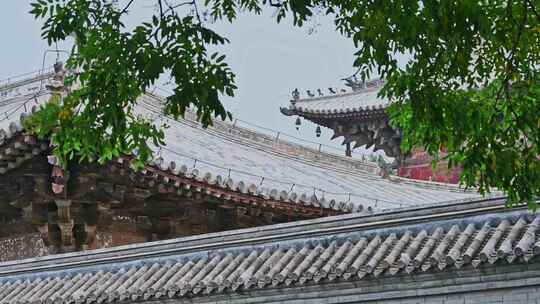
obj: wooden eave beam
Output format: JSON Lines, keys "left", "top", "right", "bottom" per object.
{"left": 132, "top": 164, "right": 344, "bottom": 218}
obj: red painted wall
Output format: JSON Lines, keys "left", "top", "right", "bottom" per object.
{"left": 397, "top": 149, "right": 461, "bottom": 184}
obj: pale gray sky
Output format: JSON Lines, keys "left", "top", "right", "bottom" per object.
{"left": 0, "top": 1, "right": 364, "bottom": 155}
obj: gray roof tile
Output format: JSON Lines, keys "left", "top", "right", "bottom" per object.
{"left": 289, "top": 83, "right": 387, "bottom": 115}
{"left": 1, "top": 211, "right": 539, "bottom": 303}
{"left": 0, "top": 71, "right": 485, "bottom": 215}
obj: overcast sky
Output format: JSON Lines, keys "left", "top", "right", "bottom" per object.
{"left": 0, "top": 1, "right": 365, "bottom": 156}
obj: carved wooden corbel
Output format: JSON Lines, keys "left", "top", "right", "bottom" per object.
{"left": 54, "top": 199, "right": 74, "bottom": 250}
{"left": 57, "top": 220, "right": 75, "bottom": 248}
{"left": 55, "top": 199, "right": 72, "bottom": 222}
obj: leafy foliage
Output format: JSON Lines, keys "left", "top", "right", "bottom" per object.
{"left": 29, "top": 0, "right": 236, "bottom": 168}
{"left": 30, "top": 0, "right": 540, "bottom": 206}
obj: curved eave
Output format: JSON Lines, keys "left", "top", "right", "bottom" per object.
{"left": 279, "top": 106, "right": 297, "bottom": 116}
{"left": 281, "top": 106, "right": 389, "bottom": 129}
{"left": 122, "top": 156, "right": 349, "bottom": 218}
{"left": 281, "top": 84, "right": 390, "bottom": 122}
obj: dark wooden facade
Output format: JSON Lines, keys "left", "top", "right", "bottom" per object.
{"left": 0, "top": 62, "right": 347, "bottom": 261}
{"left": 0, "top": 132, "right": 344, "bottom": 261}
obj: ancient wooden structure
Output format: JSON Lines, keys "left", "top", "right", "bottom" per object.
{"left": 281, "top": 79, "right": 461, "bottom": 183}
{"left": 0, "top": 66, "right": 524, "bottom": 304}
{"left": 0, "top": 65, "right": 482, "bottom": 261}
{"left": 281, "top": 79, "right": 400, "bottom": 157}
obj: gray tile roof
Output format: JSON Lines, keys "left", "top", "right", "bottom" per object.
{"left": 0, "top": 70, "right": 482, "bottom": 215}
{"left": 134, "top": 95, "right": 481, "bottom": 211}
{"left": 0, "top": 199, "right": 534, "bottom": 303}
{"left": 287, "top": 79, "right": 388, "bottom": 115}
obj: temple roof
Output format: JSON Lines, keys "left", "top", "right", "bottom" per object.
{"left": 281, "top": 79, "right": 388, "bottom": 118}
{"left": 135, "top": 94, "right": 481, "bottom": 210}
{"left": 0, "top": 197, "right": 532, "bottom": 304}
{"left": 0, "top": 69, "right": 482, "bottom": 216}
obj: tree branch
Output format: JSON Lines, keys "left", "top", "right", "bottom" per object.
{"left": 191, "top": 0, "right": 203, "bottom": 25}
{"left": 163, "top": 0, "right": 195, "bottom": 15}
{"left": 157, "top": 0, "right": 164, "bottom": 18}
{"left": 269, "top": 0, "right": 284, "bottom": 8}
{"left": 120, "top": 0, "right": 136, "bottom": 15}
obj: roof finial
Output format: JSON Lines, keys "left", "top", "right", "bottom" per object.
{"left": 291, "top": 88, "right": 300, "bottom": 101}
{"left": 47, "top": 61, "right": 66, "bottom": 92}
{"left": 342, "top": 76, "right": 363, "bottom": 92}
{"left": 317, "top": 89, "right": 323, "bottom": 96}
{"left": 306, "top": 90, "right": 315, "bottom": 97}
{"left": 53, "top": 61, "right": 64, "bottom": 73}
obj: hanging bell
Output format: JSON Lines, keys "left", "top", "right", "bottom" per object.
{"left": 315, "top": 125, "right": 321, "bottom": 137}
{"left": 295, "top": 117, "right": 301, "bottom": 130}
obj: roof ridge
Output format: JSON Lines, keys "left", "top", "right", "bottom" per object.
{"left": 0, "top": 71, "right": 53, "bottom": 93}
{"left": 295, "top": 90, "right": 363, "bottom": 103}
{"left": 293, "top": 78, "right": 385, "bottom": 103}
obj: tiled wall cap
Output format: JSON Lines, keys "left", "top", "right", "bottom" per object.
{"left": 236, "top": 181, "right": 246, "bottom": 193}
{"left": 269, "top": 189, "right": 279, "bottom": 200}
{"left": 179, "top": 165, "right": 188, "bottom": 176}
{"left": 214, "top": 175, "right": 224, "bottom": 187}
{"left": 247, "top": 183, "right": 258, "bottom": 194}
{"left": 279, "top": 190, "right": 289, "bottom": 201}
{"left": 224, "top": 178, "right": 234, "bottom": 190}
{"left": 190, "top": 168, "right": 199, "bottom": 179}
{"left": 8, "top": 121, "right": 20, "bottom": 136}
